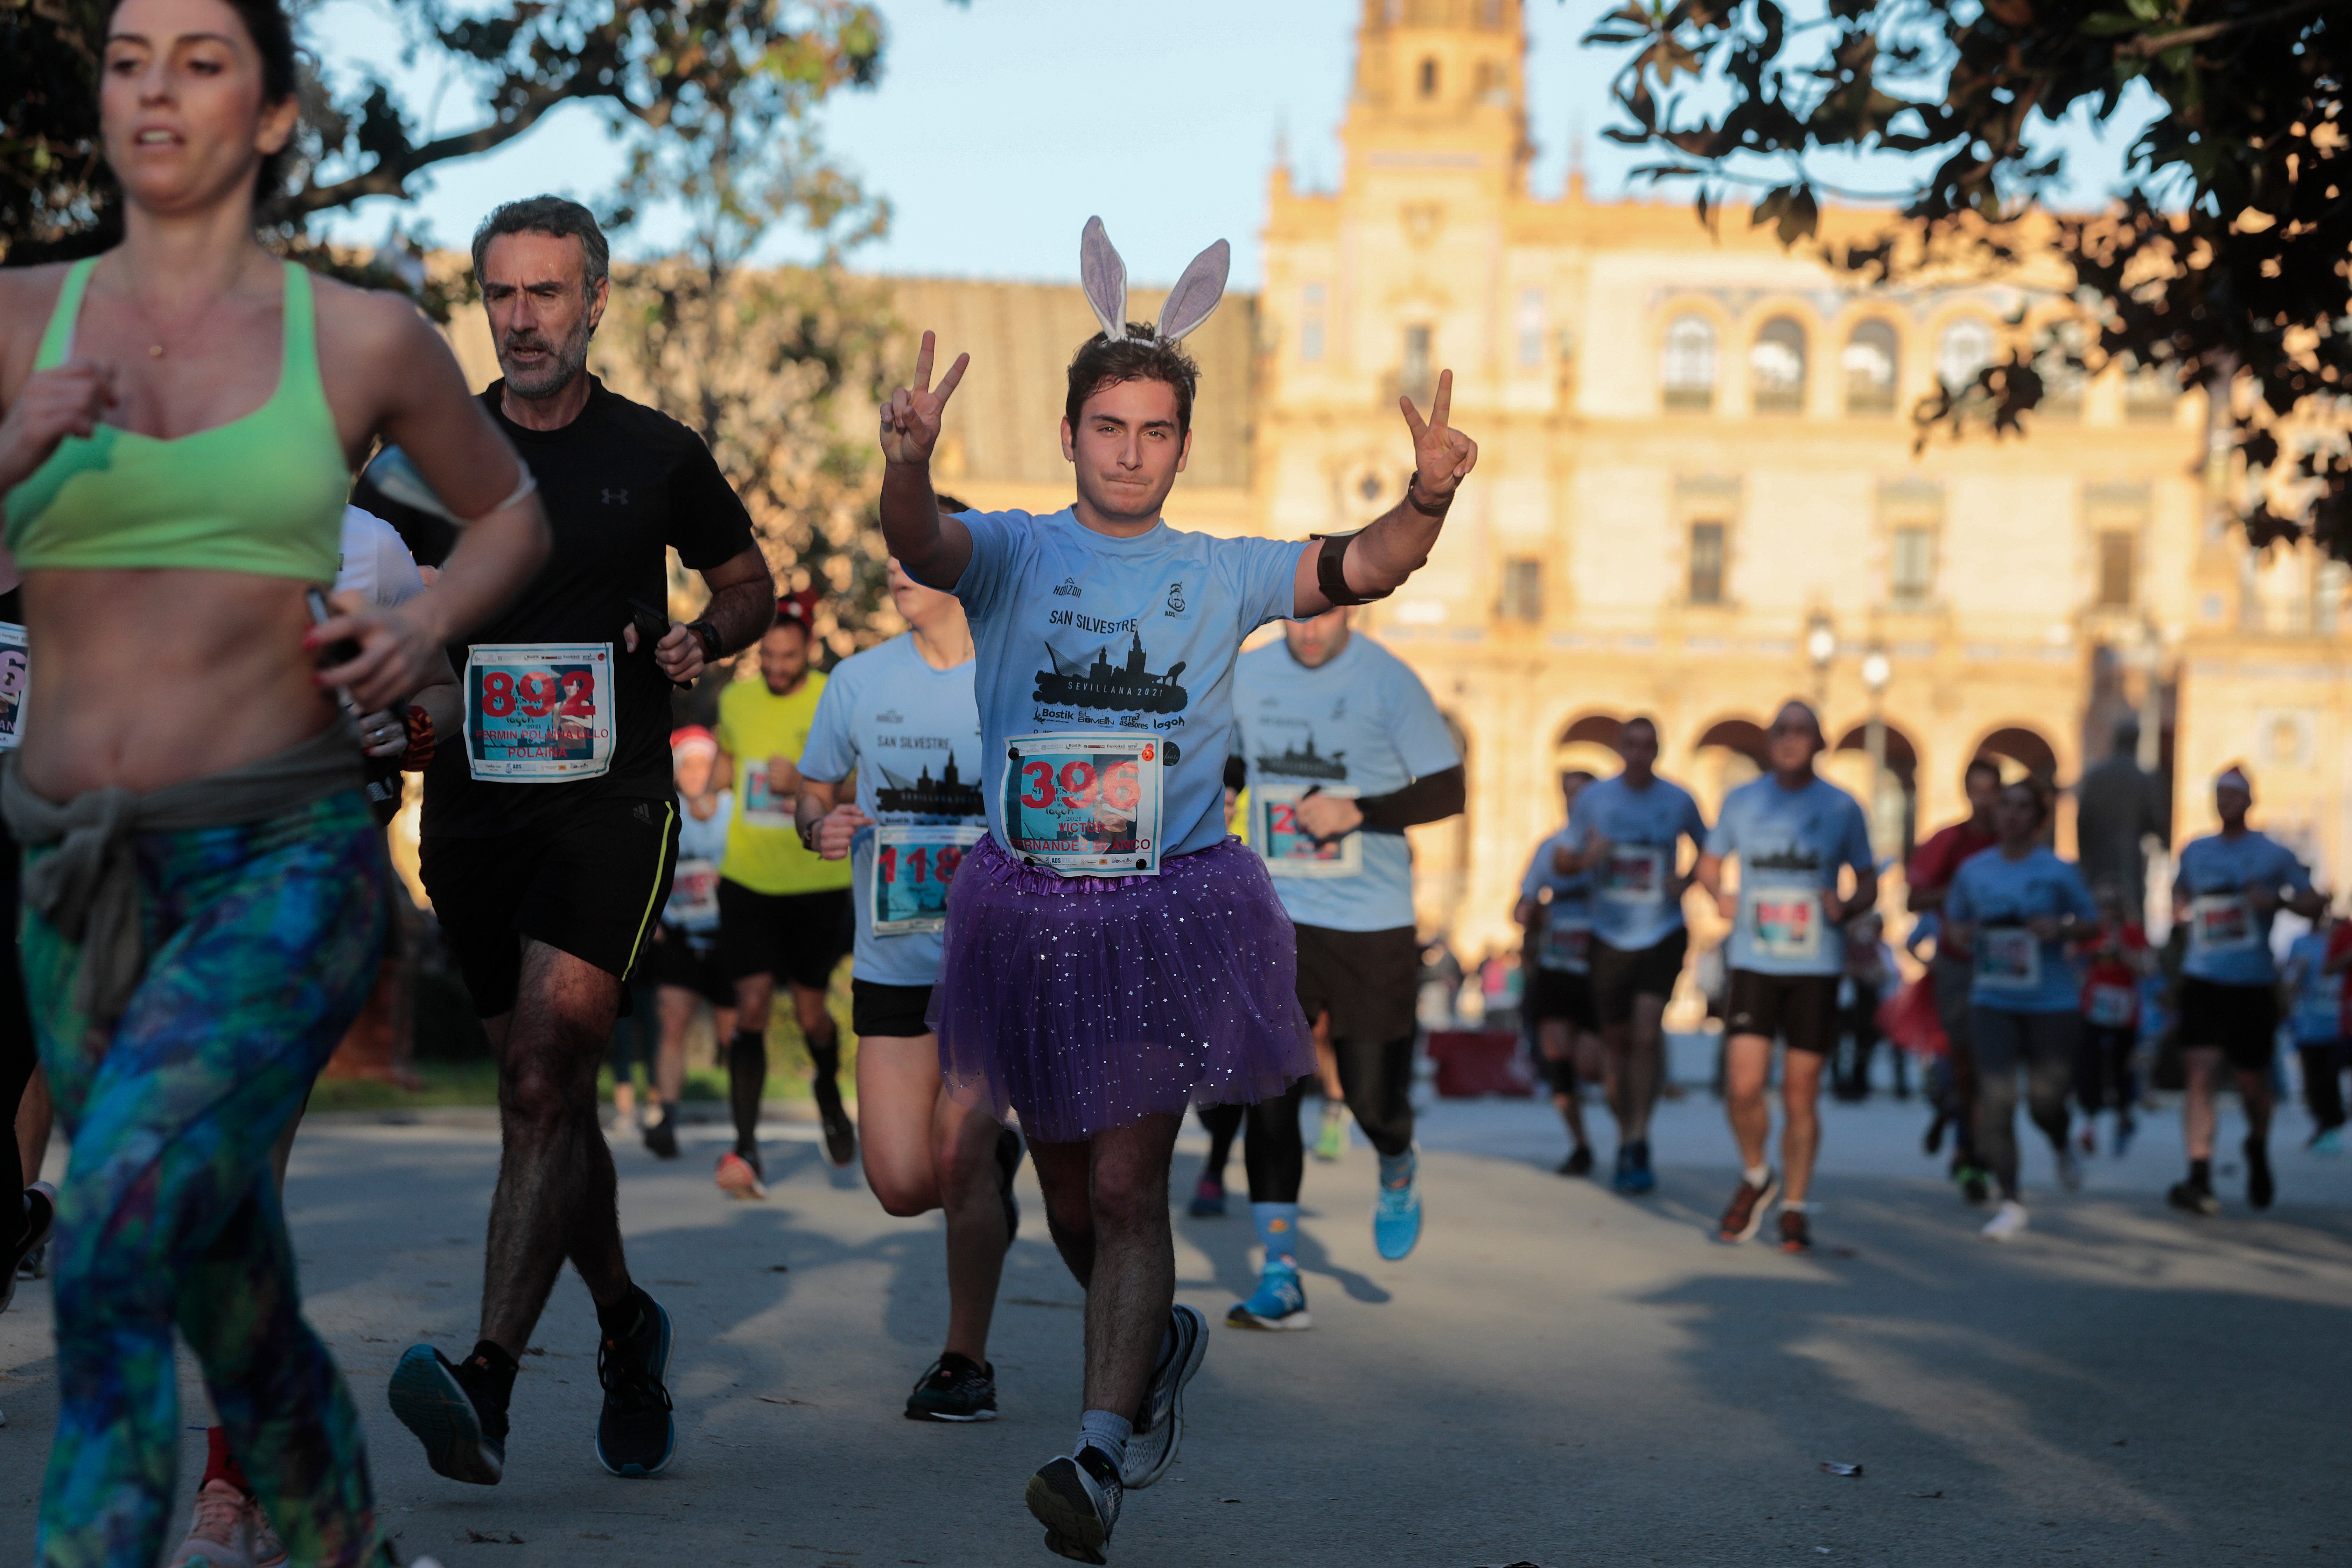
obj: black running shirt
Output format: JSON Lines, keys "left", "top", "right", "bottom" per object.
{"left": 414, "top": 377, "right": 756, "bottom": 838}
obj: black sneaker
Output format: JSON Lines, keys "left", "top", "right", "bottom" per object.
{"left": 388, "top": 1346, "right": 506, "bottom": 1485}
{"left": 1119, "top": 1303, "right": 1205, "bottom": 1490}
{"left": 2167, "top": 1178, "right": 2221, "bottom": 1216}
{"left": 1558, "top": 1144, "right": 1594, "bottom": 1177}
{"left": 643, "top": 1115, "right": 679, "bottom": 1161}
{"left": 995, "top": 1127, "right": 1024, "bottom": 1243}
{"left": 1778, "top": 1210, "right": 1813, "bottom": 1253}
{"left": 2245, "top": 1137, "right": 2275, "bottom": 1210}
{"left": 1026, "top": 1448, "right": 1121, "bottom": 1564}
{"left": 2, "top": 1183, "right": 57, "bottom": 1313}
{"left": 595, "top": 1292, "right": 675, "bottom": 1477}
{"left": 815, "top": 1082, "right": 858, "bottom": 1169}
{"left": 905, "top": 1352, "right": 998, "bottom": 1422}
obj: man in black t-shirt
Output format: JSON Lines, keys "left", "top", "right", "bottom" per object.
{"left": 375, "top": 198, "right": 774, "bottom": 1490}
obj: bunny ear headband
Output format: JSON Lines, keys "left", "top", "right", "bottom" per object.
{"left": 1081, "top": 216, "right": 1230, "bottom": 346}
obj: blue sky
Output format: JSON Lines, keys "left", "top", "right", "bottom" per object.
{"left": 307, "top": 0, "right": 2162, "bottom": 289}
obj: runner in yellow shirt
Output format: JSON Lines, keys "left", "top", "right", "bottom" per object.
{"left": 713, "top": 593, "right": 859, "bottom": 1193}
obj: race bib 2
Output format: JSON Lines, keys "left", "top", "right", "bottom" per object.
{"left": 464, "top": 642, "right": 614, "bottom": 781}
{"left": 1000, "top": 731, "right": 1164, "bottom": 877}
{"left": 740, "top": 768, "right": 793, "bottom": 828}
{"left": 1976, "top": 926, "right": 2042, "bottom": 991}
{"left": 0, "top": 622, "right": 27, "bottom": 752}
{"left": 1255, "top": 783, "right": 1363, "bottom": 880}
{"left": 871, "top": 824, "right": 985, "bottom": 935}
{"left": 1745, "top": 887, "right": 1822, "bottom": 962}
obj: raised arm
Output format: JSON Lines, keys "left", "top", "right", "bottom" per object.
{"left": 1293, "top": 369, "right": 1479, "bottom": 617}
{"left": 879, "top": 330, "right": 975, "bottom": 590}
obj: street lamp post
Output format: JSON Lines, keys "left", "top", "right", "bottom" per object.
{"left": 1805, "top": 612, "right": 1837, "bottom": 705}
{"left": 1861, "top": 645, "right": 1892, "bottom": 852}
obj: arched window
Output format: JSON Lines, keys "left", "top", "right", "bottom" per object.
{"left": 1661, "top": 314, "right": 1717, "bottom": 411}
{"left": 1418, "top": 57, "right": 1439, "bottom": 98}
{"left": 1936, "top": 317, "right": 1995, "bottom": 389}
{"left": 1750, "top": 316, "right": 1808, "bottom": 413}
{"left": 1843, "top": 319, "right": 1898, "bottom": 414}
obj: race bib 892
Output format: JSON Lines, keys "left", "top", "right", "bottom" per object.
{"left": 464, "top": 642, "right": 614, "bottom": 781}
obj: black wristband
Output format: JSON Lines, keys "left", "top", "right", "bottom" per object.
{"left": 1405, "top": 477, "right": 1452, "bottom": 517}
{"left": 1310, "top": 530, "right": 1395, "bottom": 607}
{"left": 689, "top": 620, "right": 723, "bottom": 663}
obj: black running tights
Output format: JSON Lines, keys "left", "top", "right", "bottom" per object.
{"left": 0, "top": 826, "right": 37, "bottom": 1247}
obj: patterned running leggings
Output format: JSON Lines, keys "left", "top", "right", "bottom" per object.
{"left": 20, "top": 792, "right": 388, "bottom": 1568}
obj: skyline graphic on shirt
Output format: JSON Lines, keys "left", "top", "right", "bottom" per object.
{"left": 875, "top": 751, "right": 984, "bottom": 819}
{"left": 1033, "top": 628, "right": 1190, "bottom": 714}
{"left": 1256, "top": 732, "right": 1349, "bottom": 782}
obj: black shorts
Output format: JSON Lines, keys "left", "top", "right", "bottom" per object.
{"left": 718, "top": 881, "right": 853, "bottom": 990}
{"left": 851, "top": 979, "right": 936, "bottom": 1039}
{"left": 1724, "top": 969, "right": 1840, "bottom": 1056}
{"left": 1295, "top": 923, "right": 1420, "bottom": 1044}
{"left": 1525, "top": 966, "right": 1597, "bottom": 1031}
{"left": 652, "top": 925, "right": 735, "bottom": 1009}
{"left": 2177, "top": 977, "right": 2279, "bottom": 1071}
{"left": 1589, "top": 929, "right": 1690, "bottom": 1026}
{"left": 420, "top": 796, "right": 679, "bottom": 1019}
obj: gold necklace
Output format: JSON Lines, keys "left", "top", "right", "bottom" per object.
{"left": 113, "top": 259, "right": 239, "bottom": 359}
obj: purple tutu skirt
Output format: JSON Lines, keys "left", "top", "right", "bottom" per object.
{"left": 928, "top": 834, "right": 1315, "bottom": 1143}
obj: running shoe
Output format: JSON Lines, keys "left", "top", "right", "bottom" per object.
{"left": 1556, "top": 1144, "right": 1594, "bottom": 1177}
{"left": 642, "top": 1116, "right": 679, "bottom": 1161}
{"left": 166, "top": 1479, "right": 256, "bottom": 1568}
{"left": 1313, "top": 1105, "right": 1350, "bottom": 1162}
{"left": 1609, "top": 1144, "right": 1635, "bottom": 1193}
{"left": 715, "top": 1149, "right": 767, "bottom": 1200}
{"left": 249, "top": 1503, "right": 285, "bottom": 1568}
{"left": 1953, "top": 1163, "right": 1990, "bottom": 1205}
{"left": 1777, "top": 1209, "right": 1813, "bottom": 1253}
{"left": 1623, "top": 1140, "right": 1657, "bottom": 1195}
{"left": 2166, "top": 1178, "right": 2221, "bottom": 1216}
{"left": 2115, "top": 1115, "right": 2137, "bottom": 1157}
{"left": 1922, "top": 1113, "right": 1947, "bottom": 1157}
{"left": 1373, "top": 1148, "right": 1423, "bottom": 1261}
{"left": 1186, "top": 1176, "right": 1227, "bottom": 1219}
{"left": 387, "top": 1346, "right": 505, "bottom": 1485}
{"left": 595, "top": 1291, "right": 675, "bottom": 1478}
{"left": 1980, "top": 1199, "right": 2029, "bottom": 1241}
{"left": 2245, "top": 1136, "right": 2275, "bottom": 1210}
{"left": 1027, "top": 1448, "right": 1121, "bottom": 1564}
{"left": 816, "top": 1083, "right": 858, "bottom": 1169}
{"left": 2, "top": 1182, "right": 57, "bottom": 1313}
{"left": 2057, "top": 1144, "right": 2084, "bottom": 1193}
{"left": 1120, "top": 1302, "right": 1206, "bottom": 1491}
{"left": 2312, "top": 1127, "right": 2344, "bottom": 1156}
{"left": 905, "top": 1353, "right": 998, "bottom": 1422}
{"left": 1716, "top": 1169, "right": 1778, "bottom": 1244}
{"left": 1225, "top": 1258, "right": 1311, "bottom": 1331}
{"left": 996, "top": 1127, "right": 1024, "bottom": 1243}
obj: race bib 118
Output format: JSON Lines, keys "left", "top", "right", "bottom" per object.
{"left": 0, "top": 622, "right": 26, "bottom": 752}
{"left": 1746, "top": 887, "right": 1822, "bottom": 962}
{"left": 1976, "top": 926, "right": 2042, "bottom": 990}
{"left": 872, "top": 824, "right": 985, "bottom": 935}
{"left": 1255, "top": 783, "right": 1363, "bottom": 880}
{"left": 464, "top": 642, "right": 614, "bottom": 781}
{"left": 1001, "top": 732, "right": 1164, "bottom": 877}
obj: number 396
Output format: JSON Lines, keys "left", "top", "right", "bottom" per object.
{"left": 1020, "top": 758, "right": 1141, "bottom": 812}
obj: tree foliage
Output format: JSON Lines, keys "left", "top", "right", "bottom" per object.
{"left": 1583, "top": 0, "right": 2350, "bottom": 558}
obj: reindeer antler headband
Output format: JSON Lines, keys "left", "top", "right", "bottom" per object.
{"left": 1080, "top": 216, "right": 1231, "bottom": 346}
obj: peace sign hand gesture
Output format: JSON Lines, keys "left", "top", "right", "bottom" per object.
{"left": 1399, "top": 369, "right": 1477, "bottom": 507}
{"left": 880, "top": 329, "right": 970, "bottom": 469}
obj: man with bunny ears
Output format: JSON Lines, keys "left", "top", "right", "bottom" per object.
{"left": 877, "top": 218, "right": 1477, "bottom": 1563}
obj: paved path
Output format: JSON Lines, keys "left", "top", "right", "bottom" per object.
{"left": 0, "top": 1090, "right": 2345, "bottom": 1567}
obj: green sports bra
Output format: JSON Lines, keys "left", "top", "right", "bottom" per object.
{"left": 4, "top": 257, "right": 347, "bottom": 582}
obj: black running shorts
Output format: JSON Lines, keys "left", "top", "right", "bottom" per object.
{"left": 421, "top": 796, "right": 679, "bottom": 1018}
{"left": 1589, "top": 929, "right": 1690, "bottom": 1027}
{"left": 1295, "top": 923, "right": 1420, "bottom": 1044}
{"left": 1525, "top": 967, "right": 1597, "bottom": 1031}
{"left": 851, "top": 979, "right": 936, "bottom": 1039}
{"left": 1724, "top": 969, "right": 1840, "bottom": 1056}
{"left": 651, "top": 925, "right": 736, "bottom": 1009}
{"left": 718, "top": 881, "right": 853, "bottom": 990}
{"left": 2177, "top": 976, "right": 2279, "bottom": 1071}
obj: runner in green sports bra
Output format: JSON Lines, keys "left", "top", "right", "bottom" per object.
{"left": 0, "top": 1, "right": 550, "bottom": 1562}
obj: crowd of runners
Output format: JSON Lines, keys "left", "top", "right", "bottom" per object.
{"left": 0, "top": 2, "right": 2339, "bottom": 1565}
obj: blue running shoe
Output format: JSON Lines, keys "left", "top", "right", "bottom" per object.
{"left": 1225, "top": 1259, "right": 1311, "bottom": 1331}
{"left": 1623, "top": 1140, "right": 1657, "bottom": 1194}
{"left": 1610, "top": 1144, "right": 1637, "bottom": 1193}
{"left": 1373, "top": 1148, "right": 1423, "bottom": 1261}
{"left": 1187, "top": 1176, "right": 1227, "bottom": 1218}
{"left": 595, "top": 1291, "right": 675, "bottom": 1478}
{"left": 388, "top": 1345, "right": 505, "bottom": 1485}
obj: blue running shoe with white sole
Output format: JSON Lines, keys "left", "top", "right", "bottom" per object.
{"left": 1119, "top": 1303, "right": 1205, "bottom": 1490}
{"left": 1225, "top": 1259, "right": 1311, "bottom": 1331}
{"left": 1373, "top": 1148, "right": 1423, "bottom": 1261}
{"left": 388, "top": 1345, "right": 505, "bottom": 1485}
{"left": 595, "top": 1292, "right": 675, "bottom": 1477}
{"left": 1623, "top": 1140, "right": 1657, "bottom": 1195}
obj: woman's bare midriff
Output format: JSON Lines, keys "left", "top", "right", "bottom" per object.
{"left": 18, "top": 567, "right": 341, "bottom": 799}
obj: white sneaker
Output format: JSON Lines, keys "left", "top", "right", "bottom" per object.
{"left": 1980, "top": 1199, "right": 2029, "bottom": 1242}
{"left": 167, "top": 1480, "right": 256, "bottom": 1568}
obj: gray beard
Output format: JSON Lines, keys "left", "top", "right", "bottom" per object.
{"left": 498, "top": 323, "right": 593, "bottom": 400}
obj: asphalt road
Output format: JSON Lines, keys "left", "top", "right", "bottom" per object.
{"left": 0, "top": 1086, "right": 2344, "bottom": 1567}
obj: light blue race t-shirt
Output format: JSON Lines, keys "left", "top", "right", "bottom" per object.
{"left": 1566, "top": 773, "right": 1709, "bottom": 952}
{"left": 1232, "top": 633, "right": 1459, "bottom": 931}
{"left": 664, "top": 789, "right": 732, "bottom": 938}
{"left": 797, "top": 634, "right": 985, "bottom": 988}
{"left": 1942, "top": 846, "right": 2099, "bottom": 1013}
{"left": 946, "top": 507, "right": 1305, "bottom": 867}
{"left": 2174, "top": 830, "right": 2312, "bottom": 986}
{"left": 1520, "top": 826, "right": 1595, "bottom": 975}
{"left": 1704, "top": 774, "right": 1876, "bottom": 978}
{"left": 2285, "top": 931, "right": 2343, "bottom": 1043}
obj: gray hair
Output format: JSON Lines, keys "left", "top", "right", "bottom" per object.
{"left": 471, "top": 196, "right": 610, "bottom": 292}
